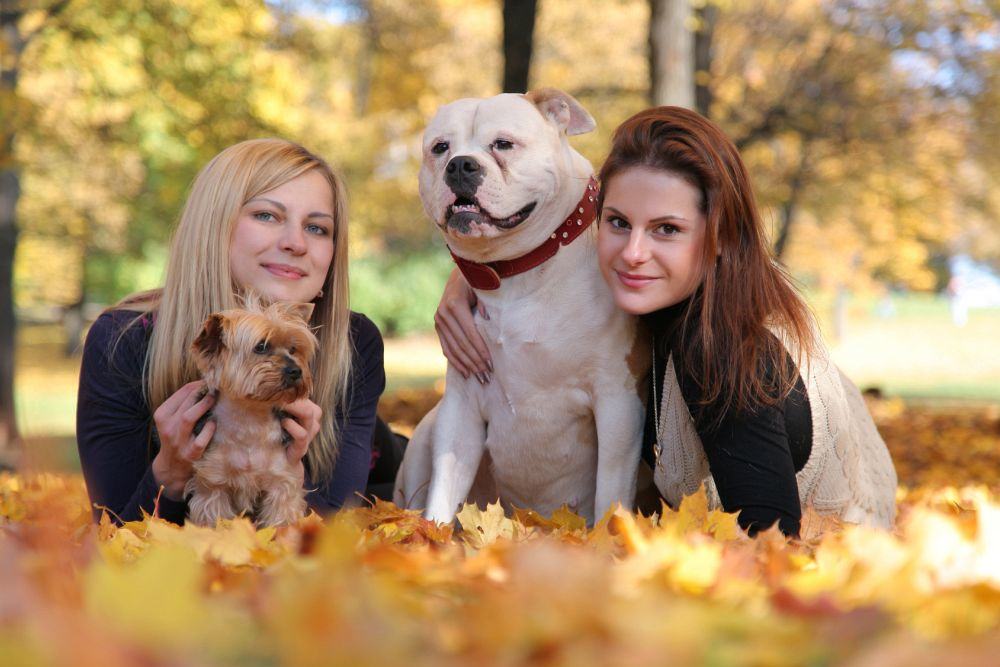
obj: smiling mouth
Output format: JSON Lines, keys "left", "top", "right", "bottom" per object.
{"left": 445, "top": 197, "right": 537, "bottom": 233}
{"left": 263, "top": 264, "right": 307, "bottom": 279}
{"left": 615, "top": 270, "right": 659, "bottom": 288}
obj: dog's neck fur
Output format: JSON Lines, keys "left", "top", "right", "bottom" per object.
{"left": 210, "top": 393, "right": 284, "bottom": 449}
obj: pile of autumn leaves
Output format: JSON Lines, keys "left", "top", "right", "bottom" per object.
{"left": 0, "top": 476, "right": 996, "bottom": 666}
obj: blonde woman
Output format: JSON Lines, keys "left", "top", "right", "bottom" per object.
{"left": 77, "top": 139, "right": 386, "bottom": 524}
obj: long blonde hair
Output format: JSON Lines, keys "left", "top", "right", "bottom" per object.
{"left": 117, "top": 138, "right": 352, "bottom": 481}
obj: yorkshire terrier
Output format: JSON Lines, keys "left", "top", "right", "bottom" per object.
{"left": 184, "top": 300, "right": 318, "bottom": 527}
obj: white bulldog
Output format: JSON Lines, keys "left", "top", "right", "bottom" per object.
{"left": 393, "top": 88, "right": 649, "bottom": 525}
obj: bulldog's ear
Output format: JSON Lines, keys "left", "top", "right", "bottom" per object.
{"left": 525, "top": 88, "right": 596, "bottom": 136}
{"left": 279, "top": 302, "right": 315, "bottom": 324}
{"left": 192, "top": 314, "right": 226, "bottom": 362}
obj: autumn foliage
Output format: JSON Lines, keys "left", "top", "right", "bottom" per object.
{"left": 2, "top": 401, "right": 999, "bottom": 666}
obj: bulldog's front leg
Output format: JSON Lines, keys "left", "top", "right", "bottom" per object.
{"left": 424, "top": 379, "right": 487, "bottom": 524}
{"left": 592, "top": 391, "right": 645, "bottom": 521}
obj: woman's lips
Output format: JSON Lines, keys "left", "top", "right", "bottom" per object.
{"left": 263, "top": 263, "right": 307, "bottom": 280}
{"left": 615, "top": 270, "right": 659, "bottom": 289}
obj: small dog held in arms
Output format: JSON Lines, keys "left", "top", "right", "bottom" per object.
{"left": 184, "top": 299, "right": 317, "bottom": 527}
{"left": 393, "top": 88, "right": 649, "bottom": 525}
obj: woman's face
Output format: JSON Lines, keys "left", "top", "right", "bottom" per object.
{"left": 229, "top": 169, "right": 336, "bottom": 304}
{"left": 597, "top": 166, "right": 708, "bottom": 315}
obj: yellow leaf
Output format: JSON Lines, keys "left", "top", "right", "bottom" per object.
{"left": 456, "top": 501, "right": 519, "bottom": 549}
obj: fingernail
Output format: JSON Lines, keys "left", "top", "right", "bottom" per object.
{"left": 482, "top": 310, "right": 491, "bottom": 321}
{"left": 476, "top": 373, "right": 487, "bottom": 385}
{"left": 486, "top": 360, "right": 494, "bottom": 373}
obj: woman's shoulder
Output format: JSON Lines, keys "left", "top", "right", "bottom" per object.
{"left": 82, "top": 308, "right": 154, "bottom": 370}
{"left": 88, "top": 308, "right": 152, "bottom": 342}
{"left": 348, "top": 311, "right": 383, "bottom": 349}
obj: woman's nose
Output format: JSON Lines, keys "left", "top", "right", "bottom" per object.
{"left": 280, "top": 222, "right": 307, "bottom": 254}
{"left": 622, "top": 230, "right": 650, "bottom": 265}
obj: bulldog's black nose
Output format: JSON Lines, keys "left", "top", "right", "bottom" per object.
{"left": 283, "top": 364, "right": 302, "bottom": 383}
{"left": 445, "top": 155, "right": 484, "bottom": 194}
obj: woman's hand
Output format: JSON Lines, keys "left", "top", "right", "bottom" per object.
{"left": 280, "top": 397, "right": 323, "bottom": 482}
{"left": 151, "top": 381, "right": 216, "bottom": 501}
{"left": 434, "top": 267, "right": 493, "bottom": 383}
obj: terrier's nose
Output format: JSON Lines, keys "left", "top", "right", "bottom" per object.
{"left": 283, "top": 364, "right": 302, "bottom": 382}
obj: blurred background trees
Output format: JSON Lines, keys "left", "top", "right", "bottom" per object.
{"left": 3, "top": 0, "right": 999, "bottom": 460}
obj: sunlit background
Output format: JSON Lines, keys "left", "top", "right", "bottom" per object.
{"left": 3, "top": 0, "right": 999, "bottom": 470}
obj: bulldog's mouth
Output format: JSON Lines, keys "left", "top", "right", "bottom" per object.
{"left": 445, "top": 196, "right": 537, "bottom": 233}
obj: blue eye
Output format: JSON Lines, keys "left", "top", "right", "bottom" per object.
{"left": 254, "top": 211, "right": 277, "bottom": 222}
{"left": 306, "top": 223, "right": 329, "bottom": 236}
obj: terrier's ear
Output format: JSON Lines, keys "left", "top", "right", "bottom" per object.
{"left": 192, "top": 314, "right": 226, "bottom": 362}
{"left": 281, "top": 302, "right": 315, "bottom": 324}
{"left": 525, "top": 88, "right": 596, "bottom": 136}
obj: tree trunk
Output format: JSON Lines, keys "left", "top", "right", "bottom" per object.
{"left": 648, "top": 0, "right": 694, "bottom": 108}
{"left": 353, "top": 0, "right": 377, "bottom": 116}
{"left": 502, "top": 0, "right": 538, "bottom": 93}
{"left": 0, "top": 8, "right": 26, "bottom": 468}
{"left": 773, "top": 147, "right": 811, "bottom": 260}
{"left": 0, "top": 197, "right": 18, "bottom": 469}
{"left": 693, "top": 3, "right": 717, "bottom": 117}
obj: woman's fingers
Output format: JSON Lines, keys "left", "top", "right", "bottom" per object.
{"left": 440, "top": 306, "right": 491, "bottom": 381}
{"left": 452, "top": 301, "right": 492, "bottom": 373}
{"left": 436, "top": 317, "right": 479, "bottom": 379}
{"left": 180, "top": 392, "right": 215, "bottom": 429}
{"left": 281, "top": 397, "right": 315, "bottom": 421}
{"left": 187, "top": 419, "right": 216, "bottom": 462}
{"left": 282, "top": 417, "right": 309, "bottom": 462}
{"left": 162, "top": 380, "right": 205, "bottom": 415}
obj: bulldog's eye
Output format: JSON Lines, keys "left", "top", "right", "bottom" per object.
{"left": 492, "top": 139, "right": 514, "bottom": 151}
{"left": 254, "top": 340, "right": 270, "bottom": 354}
{"left": 431, "top": 141, "right": 449, "bottom": 155}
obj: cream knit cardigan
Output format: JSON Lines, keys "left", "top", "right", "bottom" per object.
{"left": 651, "top": 332, "right": 898, "bottom": 529}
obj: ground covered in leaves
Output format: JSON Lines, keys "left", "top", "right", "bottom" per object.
{"left": 2, "top": 399, "right": 998, "bottom": 666}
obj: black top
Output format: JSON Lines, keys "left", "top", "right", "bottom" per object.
{"left": 76, "top": 308, "right": 386, "bottom": 524}
{"left": 641, "top": 302, "right": 812, "bottom": 537}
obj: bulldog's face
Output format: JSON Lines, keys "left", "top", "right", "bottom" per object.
{"left": 419, "top": 90, "right": 595, "bottom": 261}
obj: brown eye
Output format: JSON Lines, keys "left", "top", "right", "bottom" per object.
{"left": 254, "top": 340, "right": 269, "bottom": 354}
{"left": 289, "top": 346, "right": 296, "bottom": 355}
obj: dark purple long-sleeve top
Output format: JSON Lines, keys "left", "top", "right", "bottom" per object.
{"left": 76, "top": 308, "right": 385, "bottom": 524}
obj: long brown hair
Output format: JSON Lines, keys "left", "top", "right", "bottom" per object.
{"left": 598, "top": 106, "right": 815, "bottom": 422}
{"left": 114, "top": 139, "right": 353, "bottom": 481}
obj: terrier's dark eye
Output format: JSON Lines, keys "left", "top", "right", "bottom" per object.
{"left": 493, "top": 139, "right": 514, "bottom": 151}
{"left": 254, "top": 340, "right": 269, "bottom": 354}
{"left": 431, "top": 141, "right": 449, "bottom": 155}
{"left": 289, "top": 346, "right": 296, "bottom": 355}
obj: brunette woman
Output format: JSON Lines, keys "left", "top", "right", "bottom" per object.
{"left": 435, "top": 107, "right": 896, "bottom": 536}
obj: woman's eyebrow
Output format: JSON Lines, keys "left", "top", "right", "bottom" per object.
{"left": 245, "top": 197, "right": 286, "bottom": 211}
{"left": 604, "top": 205, "right": 688, "bottom": 223}
{"left": 247, "top": 198, "right": 333, "bottom": 220}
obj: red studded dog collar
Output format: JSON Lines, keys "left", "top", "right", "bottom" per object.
{"left": 448, "top": 176, "right": 600, "bottom": 290}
